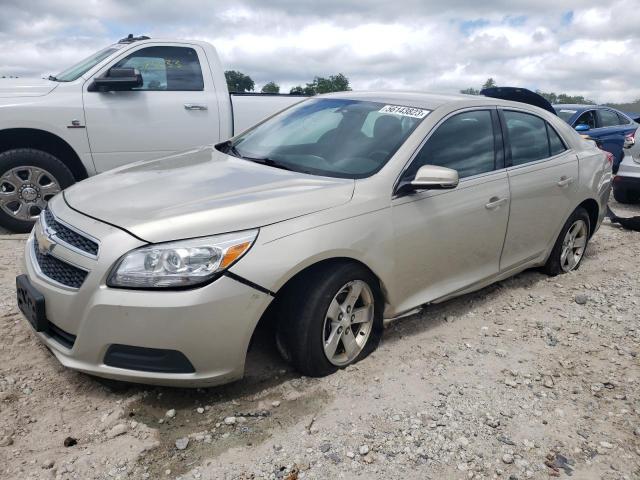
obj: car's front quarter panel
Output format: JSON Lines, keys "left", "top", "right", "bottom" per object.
{"left": 0, "top": 81, "right": 96, "bottom": 175}
{"left": 20, "top": 194, "right": 273, "bottom": 386}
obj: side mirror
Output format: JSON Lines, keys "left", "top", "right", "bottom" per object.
{"left": 411, "top": 165, "right": 459, "bottom": 190}
{"left": 88, "top": 67, "right": 143, "bottom": 92}
{"left": 574, "top": 124, "right": 590, "bottom": 132}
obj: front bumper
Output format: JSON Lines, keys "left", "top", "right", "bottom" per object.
{"left": 20, "top": 197, "right": 273, "bottom": 387}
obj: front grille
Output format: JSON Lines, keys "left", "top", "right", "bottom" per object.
{"left": 33, "top": 238, "right": 88, "bottom": 289}
{"left": 43, "top": 209, "right": 99, "bottom": 256}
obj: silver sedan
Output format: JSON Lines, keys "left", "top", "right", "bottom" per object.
{"left": 17, "top": 91, "right": 611, "bottom": 386}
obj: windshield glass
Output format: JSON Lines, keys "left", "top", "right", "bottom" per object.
{"left": 554, "top": 108, "right": 578, "bottom": 123}
{"left": 54, "top": 47, "right": 119, "bottom": 82}
{"left": 226, "top": 98, "right": 428, "bottom": 178}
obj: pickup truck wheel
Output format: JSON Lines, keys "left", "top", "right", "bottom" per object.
{"left": 0, "top": 149, "right": 75, "bottom": 232}
{"left": 542, "top": 207, "right": 591, "bottom": 276}
{"left": 278, "top": 263, "right": 383, "bottom": 377}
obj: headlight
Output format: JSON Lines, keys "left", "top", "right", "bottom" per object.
{"left": 107, "top": 230, "right": 258, "bottom": 289}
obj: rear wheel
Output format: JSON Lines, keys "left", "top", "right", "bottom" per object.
{"left": 542, "top": 207, "right": 590, "bottom": 276}
{"left": 0, "top": 149, "right": 75, "bottom": 232}
{"left": 277, "top": 263, "right": 383, "bottom": 377}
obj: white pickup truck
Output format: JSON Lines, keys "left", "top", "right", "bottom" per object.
{"left": 0, "top": 35, "right": 305, "bottom": 232}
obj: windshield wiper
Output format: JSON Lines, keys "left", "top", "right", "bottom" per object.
{"left": 216, "top": 140, "right": 242, "bottom": 158}
{"left": 47, "top": 75, "right": 58, "bottom": 82}
{"left": 216, "top": 141, "right": 293, "bottom": 171}
{"left": 244, "top": 156, "right": 293, "bottom": 171}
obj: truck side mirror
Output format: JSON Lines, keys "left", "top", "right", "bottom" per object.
{"left": 88, "top": 68, "right": 143, "bottom": 92}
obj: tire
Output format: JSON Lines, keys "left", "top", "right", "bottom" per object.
{"left": 277, "top": 262, "right": 384, "bottom": 377}
{"left": 613, "top": 185, "right": 638, "bottom": 204}
{"left": 0, "top": 149, "right": 75, "bottom": 232}
{"left": 542, "top": 207, "right": 591, "bottom": 276}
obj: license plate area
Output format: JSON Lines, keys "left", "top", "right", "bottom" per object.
{"left": 16, "top": 274, "right": 49, "bottom": 332}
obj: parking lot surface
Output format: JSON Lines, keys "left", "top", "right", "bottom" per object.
{"left": 0, "top": 201, "right": 639, "bottom": 480}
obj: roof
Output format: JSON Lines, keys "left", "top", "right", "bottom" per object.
{"left": 552, "top": 104, "right": 594, "bottom": 110}
{"left": 320, "top": 90, "right": 505, "bottom": 111}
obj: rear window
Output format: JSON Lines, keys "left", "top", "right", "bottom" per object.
{"left": 504, "top": 111, "right": 567, "bottom": 165}
{"left": 599, "top": 109, "right": 621, "bottom": 128}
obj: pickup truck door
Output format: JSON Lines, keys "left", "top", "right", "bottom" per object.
{"left": 82, "top": 43, "right": 220, "bottom": 173}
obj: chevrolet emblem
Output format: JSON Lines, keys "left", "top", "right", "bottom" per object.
{"left": 34, "top": 220, "right": 56, "bottom": 255}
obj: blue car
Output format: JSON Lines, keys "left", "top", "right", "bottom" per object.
{"left": 553, "top": 105, "right": 639, "bottom": 172}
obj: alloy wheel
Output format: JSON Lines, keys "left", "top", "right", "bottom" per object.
{"left": 560, "top": 219, "right": 588, "bottom": 272}
{"left": 322, "top": 280, "right": 375, "bottom": 366}
{"left": 0, "top": 166, "right": 61, "bottom": 221}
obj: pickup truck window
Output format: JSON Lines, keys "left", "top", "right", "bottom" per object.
{"left": 54, "top": 47, "right": 119, "bottom": 82}
{"left": 112, "top": 46, "right": 204, "bottom": 91}
{"left": 227, "top": 99, "right": 426, "bottom": 179}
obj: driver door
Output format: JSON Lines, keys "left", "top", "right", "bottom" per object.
{"left": 391, "top": 109, "right": 510, "bottom": 312}
{"left": 82, "top": 43, "right": 219, "bottom": 173}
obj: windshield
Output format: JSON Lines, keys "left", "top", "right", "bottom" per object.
{"left": 224, "top": 98, "right": 428, "bottom": 179}
{"left": 554, "top": 107, "right": 578, "bottom": 123}
{"left": 53, "top": 47, "right": 119, "bottom": 82}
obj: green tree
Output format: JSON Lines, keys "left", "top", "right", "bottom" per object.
{"left": 482, "top": 78, "right": 497, "bottom": 90}
{"left": 536, "top": 90, "right": 595, "bottom": 105}
{"left": 460, "top": 87, "right": 480, "bottom": 95}
{"left": 290, "top": 73, "right": 351, "bottom": 96}
{"left": 261, "top": 81, "right": 280, "bottom": 93}
{"left": 224, "top": 70, "right": 254, "bottom": 93}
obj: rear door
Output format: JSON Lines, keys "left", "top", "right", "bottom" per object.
{"left": 391, "top": 108, "right": 510, "bottom": 309}
{"left": 499, "top": 109, "right": 579, "bottom": 270}
{"left": 83, "top": 43, "right": 220, "bottom": 172}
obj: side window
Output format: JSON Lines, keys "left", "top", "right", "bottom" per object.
{"left": 575, "top": 110, "right": 597, "bottom": 129}
{"left": 112, "top": 46, "right": 204, "bottom": 91}
{"left": 503, "top": 111, "right": 549, "bottom": 166}
{"left": 599, "top": 109, "right": 621, "bottom": 128}
{"left": 547, "top": 124, "right": 567, "bottom": 156}
{"left": 617, "top": 112, "right": 631, "bottom": 125}
{"left": 407, "top": 110, "right": 495, "bottom": 180}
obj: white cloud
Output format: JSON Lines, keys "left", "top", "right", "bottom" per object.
{"left": 0, "top": 0, "right": 639, "bottom": 103}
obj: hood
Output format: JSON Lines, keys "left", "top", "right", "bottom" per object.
{"left": 64, "top": 147, "right": 355, "bottom": 243}
{"left": 480, "top": 86, "right": 556, "bottom": 115}
{"left": 0, "top": 78, "right": 58, "bottom": 98}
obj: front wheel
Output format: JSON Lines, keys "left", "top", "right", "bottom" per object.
{"left": 0, "top": 149, "right": 75, "bottom": 232}
{"left": 542, "top": 207, "right": 591, "bottom": 276}
{"left": 278, "top": 263, "right": 384, "bottom": 377}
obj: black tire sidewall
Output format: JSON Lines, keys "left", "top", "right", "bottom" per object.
{"left": 543, "top": 207, "right": 591, "bottom": 276}
{"left": 0, "top": 149, "right": 75, "bottom": 232}
{"left": 281, "top": 263, "right": 384, "bottom": 377}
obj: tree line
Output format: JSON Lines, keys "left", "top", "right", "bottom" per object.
{"left": 460, "top": 78, "right": 596, "bottom": 104}
{"left": 224, "top": 70, "right": 351, "bottom": 95}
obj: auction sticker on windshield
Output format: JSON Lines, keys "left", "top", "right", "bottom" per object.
{"left": 379, "top": 105, "right": 430, "bottom": 119}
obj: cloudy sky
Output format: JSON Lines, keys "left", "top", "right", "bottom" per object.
{"left": 1, "top": 0, "right": 639, "bottom": 103}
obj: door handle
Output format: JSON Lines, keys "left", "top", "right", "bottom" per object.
{"left": 557, "top": 176, "right": 575, "bottom": 187}
{"left": 485, "top": 197, "right": 507, "bottom": 210}
{"left": 184, "top": 103, "right": 208, "bottom": 111}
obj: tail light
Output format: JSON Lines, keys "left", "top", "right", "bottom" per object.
{"left": 624, "top": 130, "right": 636, "bottom": 149}
{"left": 604, "top": 151, "right": 614, "bottom": 165}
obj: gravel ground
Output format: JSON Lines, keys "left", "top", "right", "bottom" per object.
{"left": 0, "top": 200, "right": 639, "bottom": 480}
